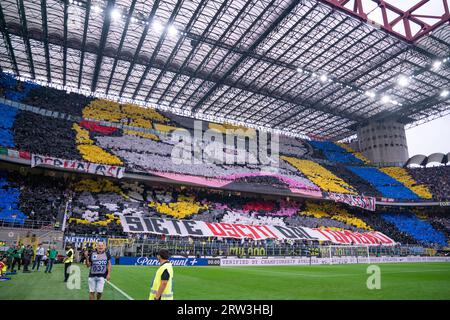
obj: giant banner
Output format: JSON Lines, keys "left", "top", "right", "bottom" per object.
{"left": 324, "top": 192, "right": 376, "bottom": 211}
{"left": 119, "top": 215, "right": 395, "bottom": 246}
{"left": 31, "top": 154, "right": 124, "bottom": 178}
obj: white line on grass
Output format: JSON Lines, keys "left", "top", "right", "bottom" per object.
{"left": 227, "top": 267, "right": 449, "bottom": 278}
{"left": 106, "top": 280, "right": 134, "bottom": 300}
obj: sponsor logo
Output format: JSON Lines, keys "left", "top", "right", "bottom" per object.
{"left": 132, "top": 257, "right": 207, "bottom": 266}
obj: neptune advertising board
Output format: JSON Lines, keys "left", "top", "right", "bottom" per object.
{"left": 112, "top": 256, "right": 220, "bottom": 266}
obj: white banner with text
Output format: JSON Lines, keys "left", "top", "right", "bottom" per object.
{"left": 120, "top": 215, "right": 395, "bottom": 245}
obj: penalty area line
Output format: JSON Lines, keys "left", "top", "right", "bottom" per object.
{"left": 106, "top": 280, "right": 134, "bottom": 300}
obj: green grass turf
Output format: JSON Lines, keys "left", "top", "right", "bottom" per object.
{"left": 1, "top": 262, "right": 450, "bottom": 300}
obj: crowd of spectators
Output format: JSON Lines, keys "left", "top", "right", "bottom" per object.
{"left": 2, "top": 72, "right": 450, "bottom": 202}
{"left": 0, "top": 163, "right": 449, "bottom": 248}
{"left": 407, "top": 166, "right": 450, "bottom": 201}
{"left": 346, "top": 166, "right": 420, "bottom": 200}
{"left": 322, "top": 163, "right": 383, "bottom": 198}
{"left": 13, "top": 111, "right": 82, "bottom": 160}
{"left": 0, "top": 169, "right": 67, "bottom": 226}
{"left": 382, "top": 212, "right": 447, "bottom": 247}
{"left": 309, "top": 141, "right": 363, "bottom": 165}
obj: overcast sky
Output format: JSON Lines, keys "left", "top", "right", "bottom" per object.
{"left": 405, "top": 114, "right": 450, "bottom": 157}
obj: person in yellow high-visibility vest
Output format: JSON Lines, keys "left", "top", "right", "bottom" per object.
{"left": 149, "top": 249, "right": 173, "bottom": 300}
{"left": 63, "top": 244, "right": 74, "bottom": 282}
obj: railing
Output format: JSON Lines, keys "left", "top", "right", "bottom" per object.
{"left": 0, "top": 219, "right": 59, "bottom": 230}
{"left": 102, "top": 237, "right": 439, "bottom": 258}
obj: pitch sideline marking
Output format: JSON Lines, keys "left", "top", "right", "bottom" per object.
{"left": 228, "top": 267, "right": 449, "bottom": 278}
{"left": 106, "top": 280, "right": 134, "bottom": 300}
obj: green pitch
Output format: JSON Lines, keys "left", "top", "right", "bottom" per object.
{"left": 1, "top": 262, "right": 450, "bottom": 300}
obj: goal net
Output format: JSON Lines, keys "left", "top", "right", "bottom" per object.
{"left": 319, "top": 245, "right": 370, "bottom": 264}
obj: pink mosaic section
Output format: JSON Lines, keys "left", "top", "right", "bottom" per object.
{"left": 148, "top": 171, "right": 323, "bottom": 198}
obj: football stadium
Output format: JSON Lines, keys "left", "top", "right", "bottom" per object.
{"left": 0, "top": 0, "right": 449, "bottom": 302}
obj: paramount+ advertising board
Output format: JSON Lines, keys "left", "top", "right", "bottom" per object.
{"left": 112, "top": 256, "right": 221, "bottom": 266}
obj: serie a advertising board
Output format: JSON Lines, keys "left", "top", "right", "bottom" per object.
{"left": 219, "top": 256, "right": 450, "bottom": 266}
{"left": 112, "top": 256, "right": 220, "bottom": 266}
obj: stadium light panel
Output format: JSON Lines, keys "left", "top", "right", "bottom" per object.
{"left": 110, "top": 8, "right": 121, "bottom": 21}
{"left": 397, "top": 75, "right": 409, "bottom": 87}
{"left": 432, "top": 60, "right": 442, "bottom": 70}
{"left": 381, "top": 95, "right": 390, "bottom": 104}
{"left": 441, "top": 89, "right": 449, "bottom": 98}
{"left": 168, "top": 25, "right": 178, "bottom": 37}
{"left": 319, "top": 74, "right": 328, "bottom": 83}
{"left": 365, "top": 91, "right": 376, "bottom": 98}
{"left": 92, "top": 5, "right": 102, "bottom": 13}
{"left": 152, "top": 20, "right": 163, "bottom": 34}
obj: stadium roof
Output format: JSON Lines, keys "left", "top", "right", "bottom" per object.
{"left": 0, "top": 0, "right": 449, "bottom": 140}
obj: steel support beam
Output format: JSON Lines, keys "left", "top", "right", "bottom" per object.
{"left": 318, "top": 0, "right": 450, "bottom": 42}
{"left": 159, "top": 0, "right": 234, "bottom": 106}
{"left": 118, "top": 0, "right": 160, "bottom": 96}
{"left": 17, "top": 0, "right": 35, "bottom": 78}
{"left": 105, "top": 0, "right": 137, "bottom": 93}
{"left": 91, "top": 0, "right": 115, "bottom": 92}
{"left": 236, "top": 15, "right": 349, "bottom": 121}
{"left": 62, "top": 0, "right": 68, "bottom": 85}
{"left": 78, "top": 0, "right": 91, "bottom": 88}
{"left": 204, "top": 3, "right": 321, "bottom": 117}
{"left": 40, "top": 0, "right": 51, "bottom": 82}
{"left": 137, "top": 0, "right": 185, "bottom": 100}
{"left": 142, "top": 1, "right": 206, "bottom": 99}
{"left": 0, "top": 1, "right": 18, "bottom": 74}
{"left": 179, "top": 0, "right": 274, "bottom": 112}
{"left": 190, "top": 0, "right": 303, "bottom": 113}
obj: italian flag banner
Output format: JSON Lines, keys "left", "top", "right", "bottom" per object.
{"left": 0, "top": 147, "right": 31, "bottom": 160}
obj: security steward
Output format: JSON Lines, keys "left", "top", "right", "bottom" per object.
{"left": 63, "top": 244, "right": 74, "bottom": 282}
{"left": 149, "top": 249, "right": 173, "bottom": 300}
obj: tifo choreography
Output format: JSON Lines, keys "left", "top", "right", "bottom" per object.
{"left": 120, "top": 216, "right": 395, "bottom": 245}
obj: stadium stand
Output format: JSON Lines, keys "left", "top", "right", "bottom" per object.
{"left": 0, "top": 104, "right": 17, "bottom": 148}
{"left": 407, "top": 166, "right": 450, "bottom": 201}
{"left": 1, "top": 73, "right": 450, "bottom": 203}
{"left": 380, "top": 167, "right": 433, "bottom": 199}
{"left": 335, "top": 142, "right": 370, "bottom": 164}
{"left": 14, "top": 111, "right": 83, "bottom": 160}
{"left": 0, "top": 171, "right": 26, "bottom": 224}
{"left": 0, "top": 170, "right": 66, "bottom": 226}
{"left": 382, "top": 212, "right": 447, "bottom": 247}
{"left": 282, "top": 157, "right": 357, "bottom": 194}
{"left": 321, "top": 164, "right": 383, "bottom": 198}
{"left": 346, "top": 166, "right": 420, "bottom": 200}
{"left": 0, "top": 164, "right": 448, "bottom": 248}
{"left": 309, "top": 141, "right": 363, "bottom": 164}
